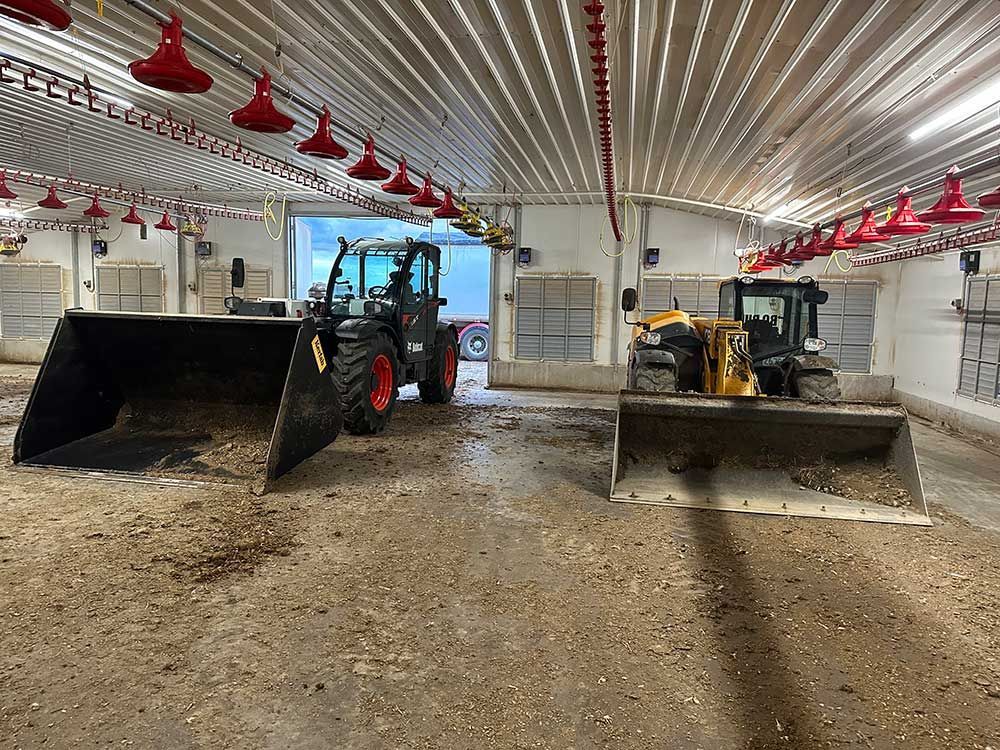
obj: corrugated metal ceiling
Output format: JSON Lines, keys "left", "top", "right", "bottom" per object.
{"left": 0, "top": 0, "right": 998, "bottom": 225}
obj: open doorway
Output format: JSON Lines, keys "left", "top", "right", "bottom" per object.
{"left": 291, "top": 215, "right": 491, "bottom": 397}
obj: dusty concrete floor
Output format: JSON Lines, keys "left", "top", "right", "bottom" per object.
{"left": 2, "top": 362, "right": 1000, "bottom": 749}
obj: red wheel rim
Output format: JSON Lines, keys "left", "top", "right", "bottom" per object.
{"left": 444, "top": 346, "right": 457, "bottom": 388}
{"left": 370, "top": 354, "right": 393, "bottom": 411}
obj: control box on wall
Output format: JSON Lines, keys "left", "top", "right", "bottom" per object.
{"left": 195, "top": 241, "right": 213, "bottom": 257}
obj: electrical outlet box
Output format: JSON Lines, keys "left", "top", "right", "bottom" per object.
{"left": 91, "top": 239, "right": 108, "bottom": 257}
{"left": 518, "top": 246, "right": 532, "bottom": 265}
{"left": 960, "top": 250, "right": 980, "bottom": 275}
{"left": 139, "top": 224, "right": 148, "bottom": 241}
{"left": 645, "top": 247, "right": 660, "bottom": 266}
{"left": 195, "top": 241, "right": 213, "bottom": 257}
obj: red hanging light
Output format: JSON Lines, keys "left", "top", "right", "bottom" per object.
{"left": 0, "top": 0, "right": 71, "bottom": 31}
{"left": 346, "top": 133, "right": 391, "bottom": 181}
{"left": 83, "top": 192, "right": 109, "bottom": 218}
{"left": 817, "top": 216, "right": 859, "bottom": 252}
{"left": 128, "top": 11, "right": 213, "bottom": 94}
{"left": 154, "top": 211, "right": 177, "bottom": 231}
{"left": 121, "top": 203, "right": 145, "bottom": 225}
{"left": 0, "top": 170, "right": 17, "bottom": 200}
{"left": 409, "top": 174, "right": 443, "bottom": 208}
{"left": 979, "top": 186, "right": 1000, "bottom": 208}
{"left": 916, "top": 166, "right": 985, "bottom": 225}
{"left": 229, "top": 67, "right": 295, "bottom": 133}
{"left": 37, "top": 185, "right": 67, "bottom": 210}
{"left": 876, "top": 188, "right": 931, "bottom": 236}
{"left": 432, "top": 189, "right": 464, "bottom": 220}
{"left": 296, "top": 105, "right": 349, "bottom": 159}
{"left": 381, "top": 157, "right": 420, "bottom": 196}
{"left": 844, "top": 201, "right": 891, "bottom": 245}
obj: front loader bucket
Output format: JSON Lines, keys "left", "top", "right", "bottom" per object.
{"left": 14, "top": 310, "right": 342, "bottom": 492}
{"left": 611, "top": 391, "right": 930, "bottom": 526}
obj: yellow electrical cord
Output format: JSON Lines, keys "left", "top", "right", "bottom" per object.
{"left": 823, "top": 248, "right": 853, "bottom": 274}
{"left": 263, "top": 191, "right": 286, "bottom": 241}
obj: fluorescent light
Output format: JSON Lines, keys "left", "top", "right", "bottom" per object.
{"left": 909, "top": 79, "right": 1000, "bottom": 140}
{"left": 0, "top": 207, "right": 23, "bottom": 219}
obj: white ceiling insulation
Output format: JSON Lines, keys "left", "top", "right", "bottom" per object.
{"left": 0, "top": 0, "right": 998, "bottom": 225}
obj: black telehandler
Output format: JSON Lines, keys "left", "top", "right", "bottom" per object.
{"left": 14, "top": 237, "right": 457, "bottom": 490}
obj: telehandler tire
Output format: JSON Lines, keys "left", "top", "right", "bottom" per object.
{"left": 419, "top": 328, "right": 459, "bottom": 404}
{"left": 333, "top": 332, "right": 399, "bottom": 434}
{"left": 792, "top": 371, "right": 841, "bottom": 401}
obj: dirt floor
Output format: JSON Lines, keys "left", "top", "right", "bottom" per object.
{"left": 2, "top": 362, "right": 1000, "bottom": 749}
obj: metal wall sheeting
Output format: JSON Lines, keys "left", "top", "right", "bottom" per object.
{"left": 0, "top": 1, "right": 998, "bottom": 219}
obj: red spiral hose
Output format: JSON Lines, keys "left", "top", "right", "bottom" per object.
{"left": 584, "top": 1, "right": 622, "bottom": 242}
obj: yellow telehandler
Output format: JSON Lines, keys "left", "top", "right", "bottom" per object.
{"left": 611, "top": 275, "right": 929, "bottom": 526}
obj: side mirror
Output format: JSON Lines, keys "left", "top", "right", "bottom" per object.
{"left": 438, "top": 296, "right": 448, "bottom": 307}
{"left": 803, "top": 288, "right": 829, "bottom": 305}
{"left": 621, "top": 287, "right": 638, "bottom": 312}
{"left": 230, "top": 257, "right": 246, "bottom": 290}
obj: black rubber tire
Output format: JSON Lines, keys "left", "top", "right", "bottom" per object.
{"left": 332, "top": 332, "right": 399, "bottom": 435}
{"left": 793, "top": 371, "right": 841, "bottom": 401}
{"left": 418, "top": 328, "right": 459, "bottom": 404}
{"left": 633, "top": 364, "right": 677, "bottom": 392}
{"left": 459, "top": 324, "right": 490, "bottom": 362}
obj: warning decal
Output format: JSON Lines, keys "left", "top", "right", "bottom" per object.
{"left": 311, "top": 335, "right": 327, "bottom": 373}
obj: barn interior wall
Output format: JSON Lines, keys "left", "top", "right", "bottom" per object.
{"left": 879, "top": 245, "right": 1000, "bottom": 438}
{"left": 0, "top": 214, "right": 284, "bottom": 362}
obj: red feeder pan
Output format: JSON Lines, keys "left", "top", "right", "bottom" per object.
{"left": 296, "top": 105, "right": 348, "bottom": 159}
{"left": 979, "top": 186, "right": 1000, "bottom": 208}
{"left": 154, "top": 211, "right": 177, "bottom": 231}
{"left": 844, "top": 201, "right": 891, "bottom": 245}
{"left": 583, "top": 1, "right": 605, "bottom": 16}
{"left": 786, "top": 232, "right": 812, "bottom": 262}
{"left": 806, "top": 224, "right": 831, "bottom": 257}
{"left": 346, "top": 134, "right": 391, "bottom": 181}
{"left": 432, "top": 189, "right": 464, "bottom": 220}
{"left": 121, "top": 203, "right": 145, "bottom": 225}
{"left": 0, "top": 0, "right": 71, "bottom": 31}
{"left": 916, "top": 166, "right": 985, "bottom": 225}
{"left": 37, "top": 185, "right": 66, "bottom": 210}
{"left": 128, "top": 12, "right": 212, "bottom": 94}
{"left": 876, "top": 188, "right": 931, "bottom": 236}
{"left": 83, "top": 193, "right": 109, "bottom": 219}
{"left": 381, "top": 157, "right": 420, "bottom": 196}
{"left": 818, "top": 217, "right": 858, "bottom": 252}
{"left": 409, "top": 174, "right": 442, "bottom": 208}
{"left": 229, "top": 67, "right": 295, "bottom": 134}
{"left": 0, "top": 170, "right": 17, "bottom": 200}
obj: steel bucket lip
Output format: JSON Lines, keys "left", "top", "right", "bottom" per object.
{"left": 611, "top": 390, "right": 930, "bottom": 527}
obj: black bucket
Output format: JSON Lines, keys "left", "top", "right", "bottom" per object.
{"left": 14, "top": 310, "right": 343, "bottom": 491}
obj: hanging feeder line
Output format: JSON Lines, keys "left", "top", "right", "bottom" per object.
{"left": 119, "top": 0, "right": 469, "bottom": 208}
{"left": 0, "top": 217, "right": 102, "bottom": 233}
{"left": 584, "top": 1, "right": 622, "bottom": 242}
{"left": 851, "top": 216, "right": 999, "bottom": 267}
{"left": 3, "top": 168, "right": 264, "bottom": 220}
{"left": 0, "top": 57, "right": 430, "bottom": 227}
{"left": 767, "top": 155, "right": 1000, "bottom": 250}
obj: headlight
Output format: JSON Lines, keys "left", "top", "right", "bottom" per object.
{"left": 797, "top": 275, "right": 815, "bottom": 285}
{"left": 638, "top": 331, "right": 662, "bottom": 346}
{"left": 803, "top": 337, "right": 827, "bottom": 352}
{"left": 739, "top": 275, "right": 755, "bottom": 284}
